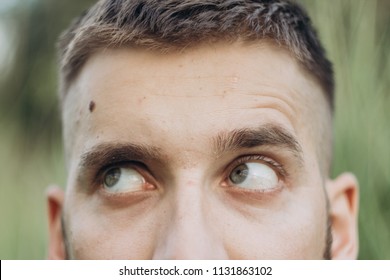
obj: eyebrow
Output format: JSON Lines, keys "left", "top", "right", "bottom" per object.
{"left": 212, "top": 124, "right": 304, "bottom": 163}
{"left": 78, "top": 143, "right": 164, "bottom": 170}
{"left": 77, "top": 125, "right": 303, "bottom": 174}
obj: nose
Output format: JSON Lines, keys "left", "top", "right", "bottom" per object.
{"left": 152, "top": 178, "right": 228, "bottom": 259}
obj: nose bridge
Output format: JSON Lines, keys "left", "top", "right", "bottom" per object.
{"left": 153, "top": 172, "right": 227, "bottom": 259}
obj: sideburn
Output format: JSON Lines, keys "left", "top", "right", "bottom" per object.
{"left": 61, "top": 215, "right": 71, "bottom": 260}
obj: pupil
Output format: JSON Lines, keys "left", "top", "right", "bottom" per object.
{"left": 104, "top": 168, "right": 121, "bottom": 187}
{"left": 230, "top": 164, "right": 248, "bottom": 184}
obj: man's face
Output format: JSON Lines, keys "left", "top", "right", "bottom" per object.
{"left": 57, "top": 42, "right": 336, "bottom": 259}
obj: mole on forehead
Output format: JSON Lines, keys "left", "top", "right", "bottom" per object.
{"left": 89, "top": 100, "right": 96, "bottom": 113}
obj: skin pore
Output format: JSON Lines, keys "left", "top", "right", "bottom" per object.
{"left": 47, "top": 42, "right": 358, "bottom": 259}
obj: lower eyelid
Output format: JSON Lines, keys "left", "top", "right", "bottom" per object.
{"left": 219, "top": 184, "right": 285, "bottom": 211}
{"left": 96, "top": 187, "right": 160, "bottom": 206}
{"left": 223, "top": 178, "right": 282, "bottom": 190}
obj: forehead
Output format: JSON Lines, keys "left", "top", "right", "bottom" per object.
{"left": 63, "top": 42, "right": 326, "bottom": 168}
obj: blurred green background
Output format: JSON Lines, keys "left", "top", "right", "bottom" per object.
{"left": 0, "top": 0, "right": 389, "bottom": 259}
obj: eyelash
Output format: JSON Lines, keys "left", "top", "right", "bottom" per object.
{"left": 92, "top": 154, "right": 288, "bottom": 192}
{"left": 93, "top": 161, "right": 148, "bottom": 188}
{"left": 230, "top": 154, "right": 288, "bottom": 179}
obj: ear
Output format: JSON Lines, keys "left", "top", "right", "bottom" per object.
{"left": 326, "top": 172, "right": 359, "bottom": 259}
{"left": 46, "top": 186, "right": 66, "bottom": 259}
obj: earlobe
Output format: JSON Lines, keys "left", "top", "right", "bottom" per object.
{"left": 326, "top": 173, "right": 359, "bottom": 259}
{"left": 46, "top": 186, "right": 66, "bottom": 259}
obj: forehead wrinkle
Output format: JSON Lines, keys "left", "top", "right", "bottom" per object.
{"left": 212, "top": 124, "right": 304, "bottom": 164}
{"left": 215, "top": 74, "right": 301, "bottom": 123}
{"left": 233, "top": 88, "right": 299, "bottom": 120}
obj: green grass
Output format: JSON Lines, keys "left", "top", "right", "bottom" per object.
{"left": 0, "top": 0, "right": 389, "bottom": 259}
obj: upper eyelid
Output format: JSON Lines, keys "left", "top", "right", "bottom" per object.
{"left": 76, "top": 143, "right": 166, "bottom": 184}
{"left": 78, "top": 144, "right": 165, "bottom": 171}
{"left": 94, "top": 161, "right": 149, "bottom": 187}
{"left": 84, "top": 153, "right": 289, "bottom": 194}
{"left": 229, "top": 154, "right": 288, "bottom": 179}
{"left": 94, "top": 155, "right": 288, "bottom": 182}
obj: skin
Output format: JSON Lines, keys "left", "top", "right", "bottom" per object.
{"left": 47, "top": 42, "right": 359, "bottom": 259}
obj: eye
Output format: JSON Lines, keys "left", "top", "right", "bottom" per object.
{"left": 228, "top": 162, "right": 278, "bottom": 191}
{"left": 103, "top": 166, "right": 146, "bottom": 193}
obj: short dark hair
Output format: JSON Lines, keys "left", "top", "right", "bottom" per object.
{"left": 57, "top": 0, "right": 334, "bottom": 109}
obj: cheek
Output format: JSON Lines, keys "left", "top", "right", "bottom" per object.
{"left": 219, "top": 189, "right": 327, "bottom": 259}
{"left": 65, "top": 195, "right": 165, "bottom": 259}
{"left": 63, "top": 182, "right": 327, "bottom": 259}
